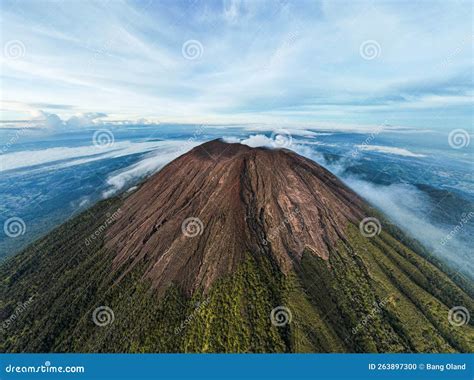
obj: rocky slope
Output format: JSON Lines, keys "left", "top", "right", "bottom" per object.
{"left": 107, "top": 139, "right": 366, "bottom": 294}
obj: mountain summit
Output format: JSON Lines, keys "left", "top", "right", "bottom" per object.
{"left": 1, "top": 140, "right": 473, "bottom": 353}
{"left": 107, "top": 139, "right": 366, "bottom": 294}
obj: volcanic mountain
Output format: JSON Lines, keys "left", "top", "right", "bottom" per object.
{"left": 107, "top": 139, "right": 366, "bottom": 294}
{"left": 1, "top": 140, "right": 473, "bottom": 353}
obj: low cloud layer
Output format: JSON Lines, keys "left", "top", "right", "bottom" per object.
{"left": 297, "top": 145, "right": 472, "bottom": 274}
{"left": 356, "top": 144, "right": 426, "bottom": 157}
{"left": 1, "top": 140, "right": 171, "bottom": 173}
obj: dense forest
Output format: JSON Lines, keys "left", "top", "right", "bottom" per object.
{"left": 1, "top": 195, "right": 472, "bottom": 353}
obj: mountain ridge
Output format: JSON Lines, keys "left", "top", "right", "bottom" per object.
{"left": 106, "top": 139, "right": 367, "bottom": 295}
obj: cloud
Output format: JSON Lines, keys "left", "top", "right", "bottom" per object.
{"left": 356, "top": 145, "right": 426, "bottom": 157}
{"left": 243, "top": 125, "right": 321, "bottom": 137}
{"left": 342, "top": 177, "right": 472, "bottom": 272}
{"left": 66, "top": 112, "right": 107, "bottom": 128}
{"left": 226, "top": 133, "right": 312, "bottom": 149}
{"left": 102, "top": 141, "right": 200, "bottom": 197}
{"left": 239, "top": 134, "right": 274, "bottom": 147}
{"left": 1, "top": 0, "right": 471, "bottom": 128}
{"left": 27, "top": 102, "right": 75, "bottom": 110}
{"left": 30, "top": 110, "right": 64, "bottom": 129}
{"left": 239, "top": 122, "right": 409, "bottom": 134}
{"left": 223, "top": 0, "right": 242, "bottom": 23}
{"left": 290, "top": 143, "right": 471, "bottom": 272}
{"left": 0, "top": 140, "right": 169, "bottom": 172}
{"left": 11, "top": 110, "right": 109, "bottom": 130}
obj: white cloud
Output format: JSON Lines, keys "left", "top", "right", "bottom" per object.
{"left": 342, "top": 178, "right": 472, "bottom": 272}
{"left": 356, "top": 145, "right": 426, "bottom": 157}
{"left": 102, "top": 141, "right": 200, "bottom": 197}
{"left": 30, "top": 110, "right": 64, "bottom": 129}
{"left": 221, "top": 136, "right": 241, "bottom": 144}
{"left": 66, "top": 112, "right": 107, "bottom": 128}
{"left": 0, "top": 140, "right": 175, "bottom": 172}
{"left": 290, "top": 145, "right": 471, "bottom": 272}
{"left": 239, "top": 134, "right": 274, "bottom": 147}
{"left": 0, "top": 1, "right": 471, "bottom": 128}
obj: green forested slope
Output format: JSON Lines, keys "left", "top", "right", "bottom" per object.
{"left": 1, "top": 198, "right": 473, "bottom": 353}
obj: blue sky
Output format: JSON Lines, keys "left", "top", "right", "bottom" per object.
{"left": 0, "top": 0, "right": 472, "bottom": 130}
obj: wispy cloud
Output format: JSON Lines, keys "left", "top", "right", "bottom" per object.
{"left": 0, "top": 0, "right": 472, "bottom": 129}
{"left": 356, "top": 145, "right": 426, "bottom": 157}
{"left": 0, "top": 139, "right": 171, "bottom": 172}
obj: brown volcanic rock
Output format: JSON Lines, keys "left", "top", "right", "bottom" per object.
{"left": 106, "top": 139, "right": 366, "bottom": 294}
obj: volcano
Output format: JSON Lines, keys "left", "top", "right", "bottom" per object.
{"left": 107, "top": 139, "right": 366, "bottom": 294}
{"left": 1, "top": 140, "right": 473, "bottom": 353}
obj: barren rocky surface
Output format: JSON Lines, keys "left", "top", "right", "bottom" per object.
{"left": 107, "top": 139, "right": 366, "bottom": 294}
